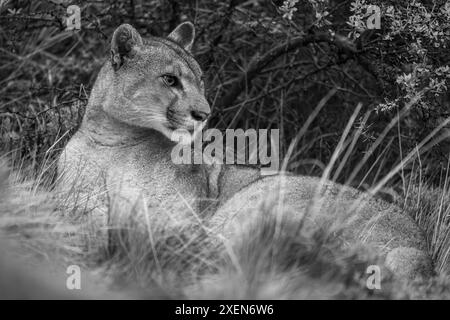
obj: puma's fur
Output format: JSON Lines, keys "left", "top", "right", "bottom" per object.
{"left": 58, "top": 23, "right": 213, "bottom": 226}
{"left": 209, "top": 174, "right": 432, "bottom": 279}
{"left": 58, "top": 23, "right": 432, "bottom": 280}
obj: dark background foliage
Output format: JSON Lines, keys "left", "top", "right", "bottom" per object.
{"left": 1, "top": 0, "right": 449, "bottom": 190}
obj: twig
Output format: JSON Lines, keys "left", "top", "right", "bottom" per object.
{"left": 216, "top": 32, "right": 357, "bottom": 109}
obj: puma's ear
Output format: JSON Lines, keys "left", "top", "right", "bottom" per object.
{"left": 167, "top": 22, "right": 195, "bottom": 52}
{"left": 110, "top": 24, "right": 143, "bottom": 70}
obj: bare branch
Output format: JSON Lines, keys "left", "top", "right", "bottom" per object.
{"left": 216, "top": 32, "right": 356, "bottom": 109}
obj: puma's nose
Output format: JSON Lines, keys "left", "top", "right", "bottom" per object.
{"left": 190, "top": 110, "right": 210, "bottom": 121}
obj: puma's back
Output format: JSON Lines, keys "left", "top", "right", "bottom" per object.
{"left": 210, "top": 174, "right": 432, "bottom": 280}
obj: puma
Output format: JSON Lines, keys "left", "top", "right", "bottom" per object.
{"left": 57, "top": 22, "right": 432, "bottom": 280}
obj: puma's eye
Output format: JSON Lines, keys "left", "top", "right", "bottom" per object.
{"left": 162, "top": 75, "right": 179, "bottom": 87}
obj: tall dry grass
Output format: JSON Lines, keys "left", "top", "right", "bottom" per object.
{"left": 1, "top": 106, "right": 450, "bottom": 299}
{"left": 1, "top": 0, "right": 449, "bottom": 300}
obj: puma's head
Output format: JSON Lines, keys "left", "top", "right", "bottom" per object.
{"left": 98, "top": 22, "right": 210, "bottom": 142}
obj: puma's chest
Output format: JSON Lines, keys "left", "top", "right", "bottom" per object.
{"left": 60, "top": 137, "right": 207, "bottom": 212}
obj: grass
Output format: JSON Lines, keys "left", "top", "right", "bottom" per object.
{"left": 403, "top": 166, "right": 450, "bottom": 275}
{"left": 1, "top": 84, "right": 450, "bottom": 299}
{"left": 0, "top": 165, "right": 387, "bottom": 299}
{"left": 1, "top": 1, "right": 449, "bottom": 300}
{"left": 1, "top": 72, "right": 450, "bottom": 299}
{"left": 1, "top": 132, "right": 450, "bottom": 299}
